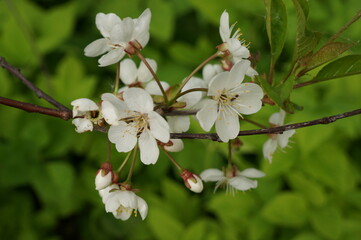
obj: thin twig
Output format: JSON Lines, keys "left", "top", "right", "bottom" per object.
{"left": 0, "top": 56, "right": 70, "bottom": 112}
{"left": 169, "top": 108, "right": 361, "bottom": 141}
{"left": 0, "top": 96, "right": 72, "bottom": 120}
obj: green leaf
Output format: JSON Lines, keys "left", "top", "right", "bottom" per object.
{"left": 147, "top": 207, "right": 184, "bottom": 240}
{"left": 310, "top": 206, "right": 342, "bottom": 239}
{"left": 297, "top": 42, "right": 354, "bottom": 75}
{"left": 248, "top": 215, "right": 273, "bottom": 240}
{"left": 148, "top": 0, "right": 175, "bottom": 42}
{"left": 265, "top": 0, "right": 287, "bottom": 64}
{"left": 292, "top": 0, "right": 322, "bottom": 59}
{"left": 313, "top": 54, "right": 361, "bottom": 82}
{"left": 261, "top": 192, "right": 308, "bottom": 227}
{"left": 291, "top": 232, "right": 322, "bottom": 240}
{"left": 182, "top": 219, "right": 208, "bottom": 240}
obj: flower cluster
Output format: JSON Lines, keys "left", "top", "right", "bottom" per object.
{"left": 71, "top": 9, "right": 295, "bottom": 221}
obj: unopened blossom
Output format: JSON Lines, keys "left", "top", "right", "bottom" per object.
{"left": 218, "top": 10, "right": 258, "bottom": 77}
{"left": 108, "top": 88, "right": 170, "bottom": 165}
{"left": 196, "top": 60, "right": 263, "bottom": 142}
{"left": 105, "top": 189, "right": 148, "bottom": 220}
{"left": 95, "top": 162, "right": 117, "bottom": 190}
{"left": 84, "top": 9, "right": 151, "bottom": 67}
{"left": 181, "top": 169, "right": 203, "bottom": 193}
{"left": 118, "top": 58, "right": 170, "bottom": 95}
{"left": 263, "top": 109, "right": 295, "bottom": 162}
{"left": 71, "top": 98, "right": 99, "bottom": 133}
{"left": 200, "top": 166, "right": 265, "bottom": 194}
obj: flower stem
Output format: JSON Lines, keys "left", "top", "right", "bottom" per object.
{"left": 174, "top": 88, "right": 208, "bottom": 100}
{"left": 113, "top": 62, "right": 120, "bottom": 94}
{"left": 162, "top": 148, "right": 183, "bottom": 172}
{"left": 117, "top": 151, "right": 133, "bottom": 173}
{"left": 125, "top": 145, "right": 138, "bottom": 183}
{"left": 136, "top": 52, "right": 168, "bottom": 103}
{"left": 172, "top": 52, "right": 218, "bottom": 104}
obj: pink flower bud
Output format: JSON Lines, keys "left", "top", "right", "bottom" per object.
{"left": 181, "top": 169, "right": 203, "bottom": 193}
{"left": 95, "top": 162, "right": 115, "bottom": 190}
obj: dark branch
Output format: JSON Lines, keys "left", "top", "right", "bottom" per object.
{"left": 0, "top": 56, "right": 70, "bottom": 112}
{"left": 0, "top": 96, "right": 72, "bottom": 120}
{"left": 170, "top": 108, "right": 361, "bottom": 141}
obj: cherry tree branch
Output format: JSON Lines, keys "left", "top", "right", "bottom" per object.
{"left": 0, "top": 96, "right": 72, "bottom": 120}
{"left": 0, "top": 56, "right": 70, "bottom": 112}
{"left": 169, "top": 108, "right": 361, "bottom": 141}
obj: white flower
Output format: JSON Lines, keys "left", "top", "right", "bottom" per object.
{"left": 99, "top": 184, "right": 120, "bottom": 204}
{"left": 263, "top": 109, "right": 296, "bottom": 162}
{"left": 196, "top": 60, "right": 263, "bottom": 142}
{"left": 84, "top": 9, "right": 151, "bottom": 67}
{"left": 105, "top": 189, "right": 148, "bottom": 220}
{"left": 71, "top": 98, "right": 99, "bottom": 133}
{"left": 181, "top": 169, "right": 203, "bottom": 193}
{"left": 200, "top": 167, "right": 265, "bottom": 194}
{"left": 108, "top": 88, "right": 170, "bottom": 165}
{"left": 118, "top": 58, "right": 170, "bottom": 95}
{"left": 218, "top": 11, "right": 258, "bottom": 77}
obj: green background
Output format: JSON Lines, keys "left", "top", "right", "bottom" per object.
{"left": 0, "top": 0, "right": 361, "bottom": 239}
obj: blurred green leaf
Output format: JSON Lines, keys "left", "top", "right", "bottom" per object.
{"left": 261, "top": 192, "right": 308, "bottom": 227}
{"left": 265, "top": 0, "right": 287, "bottom": 64}
{"left": 182, "top": 219, "right": 208, "bottom": 240}
{"left": 148, "top": 0, "right": 175, "bottom": 42}
{"left": 147, "top": 207, "right": 184, "bottom": 240}
{"left": 291, "top": 232, "right": 322, "bottom": 240}
{"left": 310, "top": 206, "right": 342, "bottom": 239}
{"left": 248, "top": 215, "right": 273, "bottom": 240}
{"left": 313, "top": 54, "right": 361, "bottom": 82}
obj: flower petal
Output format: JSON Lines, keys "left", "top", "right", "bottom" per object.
{"left": 98, "top": 48, "right": 125, "bottom": 67}
{"left": 207, "top": 72, "right": 230, "bottom": 96}
{"left": 238, "top": 168, "right": 265, "bottom": 178}
{"left": 202, "top": 64, "right": 223, "bottom": 85}
{"left": 138, "top": 58, "right": 157, "bottom": 83}
{"left": 108, "top": 122, "right": 137, "bottom": 152}
{"left": 96, "top": 13, "right": 121, "bottom": 38}
{"left": 138, "top": 130, "right": 159, "bottom": 165}
{"left": 219, "top": 10, "right": 230, "bottom": 42}
{"left": 110, "top": 18, "right": 134, "bottom": 43}
{"left": 228, "top": 60, "right": 250, "bottom": 88}
{"left": 164, "top": 139, "right": 184, "bottom": 152}
{"left": 101, "top": 93, "right": 128, "bottom": 125}
{"left": 167, "top": 116, "right": 190, "bottom": 133}
{"left": 133, "top": 9, "right": 151, "bottom": 47}
{"left": 263, "top": 138, "right": 278, "bottom": 162}
{"left": 178, "top": 77, "right": 206, "bottom": 108}
{"left": 123, "top": 87, "right": 154, "bottom": 113}
{"left": 269, "top": 109, "right": 286, "bottom": 126}
{"left": 200, "top": 168, "right": 224, "bottom": 182}
{"left": 148, "top": 111, "right": 170, "bottom": 143}
{"left": 72, "top": 118, "right": 93, "bottom": 133}
{"left": 196, "top": 99, "right": 218, "bottom": 131}
{"left": 84, "top": 38, "right": 111, "bottom": 57}
{"left": 277, "top": 129, "right": 296, "bottom": 148}
{"left": 229, "top": 176, "right": 257, "bottom": 191}
{"left": 119, "top": 59, "right": 138, "bottom": 85}
{"left": 136, "top": 196, "right": 148, "bottom": 220}
{"left": 145, "top": 81, "right": 170, "bottom": 95}
{"left": 71, "top": 98, "right": 98, "bottom": 117}
{"left": 215, "top": 111, "right": 239, "bottom": 142}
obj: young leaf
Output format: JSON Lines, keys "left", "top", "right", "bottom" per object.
{"left": 297, "top": 42, "right": 354, "bottom": 76}
{"left": 313, "top": 54, "right": 361, "bottom": 82}
{"left": 265, "top": 0, "right": 287, "bottom": 64}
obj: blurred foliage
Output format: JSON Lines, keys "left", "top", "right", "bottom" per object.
{"left": 0, "top": 0, "right": 361, "bottom": 239}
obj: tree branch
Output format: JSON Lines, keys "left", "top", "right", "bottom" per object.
{"left": 169, "top": 108, "right": 361, "bottom": 141}
{"left": 0, "top": 96, "right": 72, "bottom": 120}
{"left": 0, "top": 56, "right": 70, "bottom": 112}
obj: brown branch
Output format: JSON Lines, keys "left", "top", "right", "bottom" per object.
{"left": 0, "top": 56, "right": 70, "bottom": 112}
{"left": 169, "top": 108, "right": 361, "bottom": 141}
{"left": 0, "top": 96, "right": 72, "bottom": 120}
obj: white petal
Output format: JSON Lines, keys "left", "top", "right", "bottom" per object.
{"left": 229, "top": 176, "right": 258, "bottom": 191}
{"left": 98, "top": 48, "right": 125, "bottom": 67}
{"left": 136, "top": 196, "right": 148, "bottom": 220}
{"left": 84, "top": 38, "right": 111, "bottom": 57}
{"left": 123, "top": 87, "right": 154, "bottom": 113}
{"left": 178, "top": 77, "right": 206, "bottom": 108}
{"left": 164, "top": 139, "right": 184, "bottom": 152}
{"left": 269, "top": 109, "right": 286, "bottom": 126}
{"left": 138, "top": 58, "right": 157, "bottom": 83}
{"left": 202, "top": 64, "right": 223, "bottom": 85}
{"left": 232, "top": 90, "right": 263, "bottom": 115}
{"left": 148, "top": 111, "right": 170, "bottom": 143}
{"left": 133, "top": 9, "right": 151, "bottom": 46}
{"left": 71, "top": 98, "right": 98, "bottom": 117}
{"left": 228, "top": 39, "right": 250, "bottom": 59}
{"left": 187, "top": 175, "right": 203, "bottom": 193}
{"left": 95, "top": 170, "right": 113, "bottom": 190}
{"left": 145, "top": 81, "right": 170, "bottom": 95}
{"left": 96, "top": 13, "right": 121, "bottom": 38}
{"left": 119, "top": 59, "right": 138, "bottom": 85}
{"left": 196, "top": 99, "right": 218, "bottom": 131}
{"left": 118, "top": 191, "right": 138, "bottom": 209}
{"left": 113, "top": 209, "right": 132, "bottom": 220}
{"left": 110, "top": 18, "right": 134, "bottom": 43}
{"left": 72, "top": 118, "right": 93, "bottom": 133}
{"left": 238, "top": 168, "right": 265, "bottom": 178}
{"left": 207, "top": 72, "right": 230, "bottom": 96}
{"left": 108, "top": 122, "right": 137, "bottom": 152}
{"left": 200, "top": 168, "right": 224, "bottom": 182}
{"left": 101, "top": 93, "right": 128, "bottom": 125}
{"left": 246, "top": 66, "right": 258, "bottom": 77}
{"left": 215, "top": 111, "right": 239, "bottom": 142}
{"left": 277, "top": 129, "right": 295, "bottom": 148}
{"left": 138, "top": 130, "right": 159, "bottom": 165}
{"left": 167, "top": 116, "right": 190, "bottom": 133}
{"left": 228, "top": 60, "right": 250, "bottom": 88}
{"left": 263, "top": 138, "right": 278, "bottom": 162}
{"left": 219, "top": 10, "right": 230, "bottom": 42}
{"left": 99, "top": 184, "right": 119, "bottom": 203}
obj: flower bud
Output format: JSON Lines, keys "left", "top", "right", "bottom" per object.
{"left": 95, "top": 162, "right": 115, "bottom": 190}
{"left": 181, "top": 169, "right": 203, "bottom": 193}
{"left": 164, "top": 139, "right": 184, "bottom": 152}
